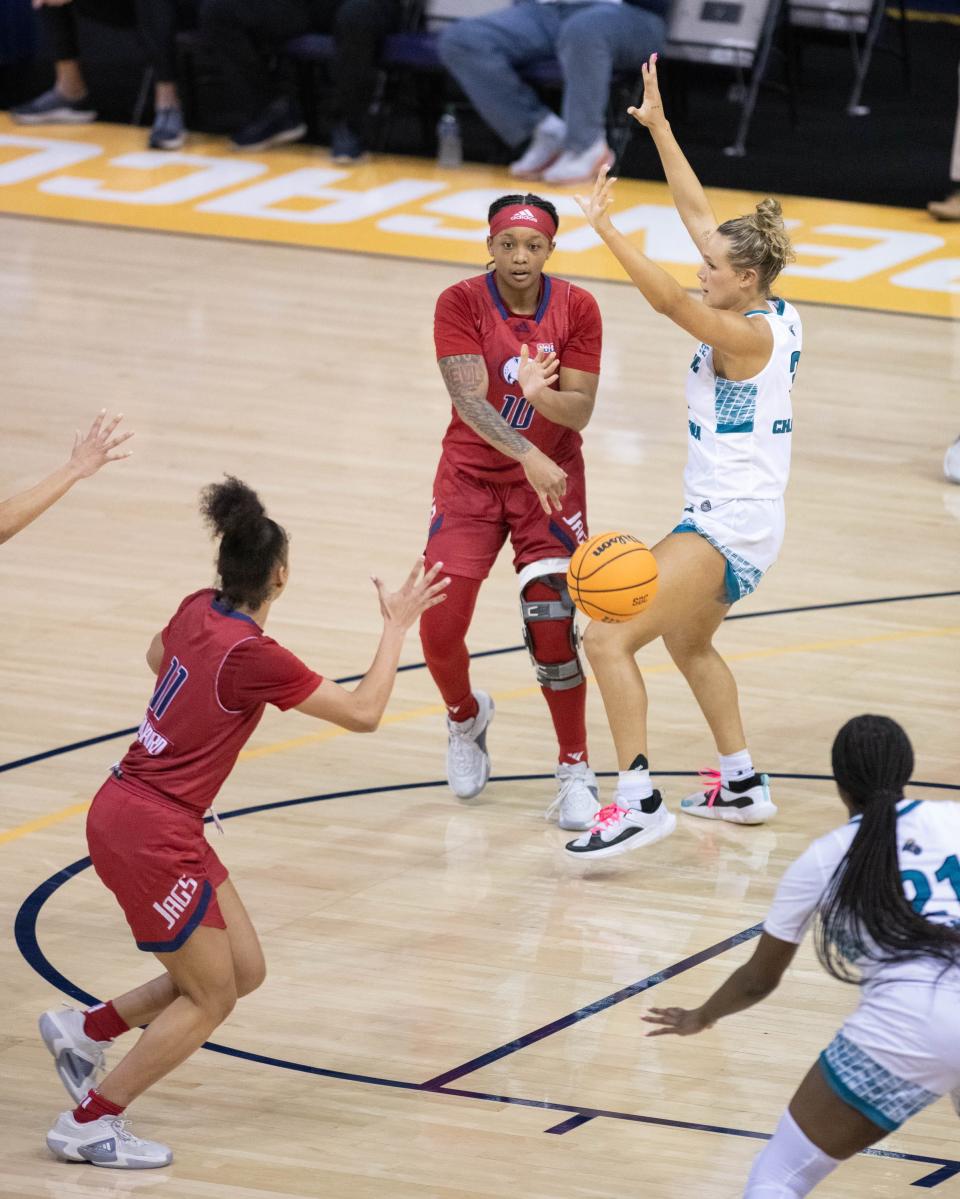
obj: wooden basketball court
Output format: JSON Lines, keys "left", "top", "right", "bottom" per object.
{"left": 1, "top": 164, "right": 958, "bottom": 1198}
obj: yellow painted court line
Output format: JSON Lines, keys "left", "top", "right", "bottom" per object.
{"left": 0, "top": 799, "right": 93, "bottom": 847}
{"left": 2, "top": 624, "right": 957, "bottom": 848}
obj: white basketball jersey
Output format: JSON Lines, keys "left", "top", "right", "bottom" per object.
{"left": 684, "top": 297, "right": 802, "bottom": 501}
{"left": 765, "top": 799, "right": 960, "bottom": 987}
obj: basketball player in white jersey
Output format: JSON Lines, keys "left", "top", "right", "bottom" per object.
{"left": 645, "top": 714, "right": 960, "bottom": 1196}
{"left": 567, "top": 54, "right": 800, "bottom": 859}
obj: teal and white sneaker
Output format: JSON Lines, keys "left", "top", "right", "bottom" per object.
{"left": 39, "top": 1008, "right": 108, "bottom": 1104}
{"left": 47, "top": 1112, "right": 172, "bottom": 1168}
{"left": 680, "top": 771, "right": 777, "bottom": 824}
{"left": 445, "top": 690, "right": 494, "bottom": 799}
{"left": 545, "top": 761, "right": 600, "bottom": 830}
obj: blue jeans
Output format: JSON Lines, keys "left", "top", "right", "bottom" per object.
{"left": 438, "top": 0, "right": 665, "bottom": 152}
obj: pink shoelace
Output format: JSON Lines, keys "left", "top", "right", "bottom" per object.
{"left": 698, "top": 767, "right": 723, "bottom": 807}
{"left": 590, "top": 803, "right": 629, "bottom": 834}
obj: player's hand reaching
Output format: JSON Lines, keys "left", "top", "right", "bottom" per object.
{"left": 642, "top": 1006, "right": 714, "bottom": 1037}
{"left": 517, "top": 343, "right": 560, "bottom": 407}
{"left": 372, "top": 558, "right": 449, "bottom": 633}
{"left": 574, "top": 163, "right": 617, "bottom": 235}
{"left": 627, "top": 52, "right": 667, "bottom": 131}
{"left": 522, "top": 446, "right": 567, "bottom": 515}
{"left": 69, "top": 410, "right": 134, "bottom": 479}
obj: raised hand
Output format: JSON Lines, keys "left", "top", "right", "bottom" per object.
{"left": 372, "top": 558, "right": 449, "bottom": 632}
{"left": 642, "top": 1006, "right": 714, "bottom": 1037}
{"left": 69, "top": 410, "right": 134, "bottom": 479}
{"left": 627, "top": 52, "right": 667, "bottom": 131}
{"left": 574, "top": 162, "right": 617, "bottom": 234}
{"left": 517, "top": 343, "right": 560, "bottom": 406}
{"left": 521, "top": 445, "right": 568, "bottom": 515}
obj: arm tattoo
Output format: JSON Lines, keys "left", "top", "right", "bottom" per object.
{"left": 438, "top": 354, "right": 530, "bottom": 458}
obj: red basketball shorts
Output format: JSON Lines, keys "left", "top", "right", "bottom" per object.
{"left": 86, "top": 777, "right": 228, "bottom": 953}
{"left": 425, "top": 455, "right": 589, "bottom": 580}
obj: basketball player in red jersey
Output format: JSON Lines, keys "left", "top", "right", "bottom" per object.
{"left": 421, "top": 194, "right": 603, "bottom": 830}
{"left": 40, "top": 477, "right": 447, "bottom": 1169}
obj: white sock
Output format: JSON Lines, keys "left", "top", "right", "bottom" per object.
{"left": 617, "top": 767, "right": 653, "bottom": 807}
{"left": 744, "top": 1109, "right": 840, "bottom": 1198}
{"left": 719, "top": 748, "right": 754, "bottom": 786}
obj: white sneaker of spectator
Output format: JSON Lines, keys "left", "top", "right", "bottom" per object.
{"left": 541, "top": 136, "right": 614, "bottom": 186}
{"left": 509, "top": 112, "right": 566, "bottom": 179}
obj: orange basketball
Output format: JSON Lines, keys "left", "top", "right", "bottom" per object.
{"left": 567, "top": 531, "right": 659, "bottom": 623}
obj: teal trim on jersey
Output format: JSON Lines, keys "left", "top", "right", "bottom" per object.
{"left": 716, "top": 420, "right": 755, "bottom": 434}
{"left": 818, "top": 1053, "right": 898, "bottom": 1132}
{"left": 774, "top": 298, "right": 785, "bottom": 315}
{"left": 744, "top": 309, "right": 769, "bottom": 317}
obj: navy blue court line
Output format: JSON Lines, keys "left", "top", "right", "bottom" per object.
{"left": 545, "top": 1114, "right": 595, "bottom": 1134}
{"left": 421, "top": 924, "right": 763, "bottom": 1089}
{"left": 2, "top": 587, "right": 957, "bottom": 777}
{"left": 15, "top": 777, "right": 960, "bottom": 1189}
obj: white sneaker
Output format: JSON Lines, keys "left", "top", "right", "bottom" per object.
{"left": 446, "top": 690, "right": 494, "bottom": 799}
{"left": 46, "top": 1112, "right": 172, "bottom": 1168}
{"left": 945, "top": 435, "right": 960, "bottom": 484}
{"left": 509, "top": 112, "right": 566, "bottom": 179}
{"left": 540, "top": 136, "right": 614, "bottom": 186}
{"left": 39, "top": 1008, "right": 109, "bottom": 1104}
{"left": 545, "top": 761, "right": 600, "bottom": 830}
{"left": 679, "top": 771, "right": 777, "bottom": 825}
{"left": 564, "top": 792, "right": 675, "bottom": 859}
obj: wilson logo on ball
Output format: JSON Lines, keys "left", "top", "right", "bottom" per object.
{"left": 567, "top": 531, "right": 658, "bottom": 624}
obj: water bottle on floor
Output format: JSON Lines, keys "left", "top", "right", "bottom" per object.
{"left": 436, "top": 107, "right": 463, "bottom": 169}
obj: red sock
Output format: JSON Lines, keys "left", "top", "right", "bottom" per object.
{"left": 525, "top": 581, "right": 588, "bottom": 765}
{"left": 73, "top": 1088, "right": 125, "bottom": 1125}
{"left": 420, "top": 572, "right": 483, "bottom": 722}
{"left": 83, "top": 1000, "right": 129, "bottom": 1043}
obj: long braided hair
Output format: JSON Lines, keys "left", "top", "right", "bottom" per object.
{"left": 816, "top": 714, "right": 960, "bottom": 983}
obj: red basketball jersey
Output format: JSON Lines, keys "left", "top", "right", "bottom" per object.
{"left": 116, "top": 590, "right": 321, "bottom": 813}
{"left": 434, "top": 273, "right": 602, "bottom": 483}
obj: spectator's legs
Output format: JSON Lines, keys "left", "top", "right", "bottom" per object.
{"left": 437, "top": 3, "right": 560, "bottom": 149}
{"left": 929, "top": 61, "right": 960, "bottom": 219}
{"left": 555, "top": 3, "right": 663, "bottom": 152}
{"left": 199, "top": 0, "right": 313, "bottom": 126}
{"left": 133, "top": 0, "right": 181, "bottom": 106}
{"left": 40, "top": 6, "right": 88, "bottom": 99}
{"left": 329, "top": 0, "right": 402, "bottom": 147}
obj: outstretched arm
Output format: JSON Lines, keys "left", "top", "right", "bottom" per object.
{"left": 575, "top": 167, "right": 771, "bottom": 360}
{"left": 642, "top": 932, "right": 798, "bottom": 1037}
{"left": 295, "top": 559, "right": 449, "bottom": 732}
{"left": 629, "top": 54, "right": 718, "bottom": 254}
{"left": 0, "top": 411, "right": 133, "bottom": 546}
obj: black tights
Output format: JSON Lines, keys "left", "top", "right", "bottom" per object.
{"left": 199, "top": 0, "right": 402, "bottom": 131}
{"left": 41, "top": 0, "right": 194, "bottom": 83}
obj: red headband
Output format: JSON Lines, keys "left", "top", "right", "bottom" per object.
{"left": 489, "top": 204, "right": 557, "bottom": 241}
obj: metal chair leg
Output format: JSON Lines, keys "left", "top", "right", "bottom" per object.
{"left": 724, "top": 0, "right": 783, "bottom": 157}
{"left": 846, "top": 0, "right": 886, "bottom": 116}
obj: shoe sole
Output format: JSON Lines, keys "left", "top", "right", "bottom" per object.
{"left": 39, "top": 1012, "right": 100, "bottom": 1104}
{"left": 232, "top": 123, "right": 307, "bottom": 153}
{"left": 331, "top": 153, "right": 369, "bottom": 165}
{"left": 565, "top": 812, "right": 677, "bottom": 859}
{"left": 680, "top": 800, "right": 778, "bottom": 825}
{"left": 12, "top": 110, "right": 97, "bottom": 125}
{"left": 149, "top": 136, "right": 186, "bottom": 151}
